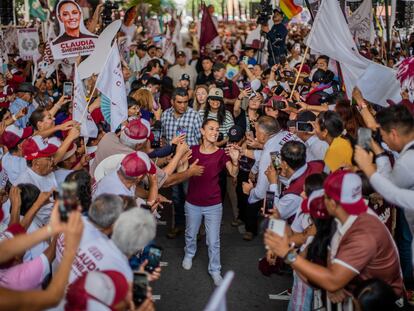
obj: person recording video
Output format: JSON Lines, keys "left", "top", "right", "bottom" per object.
{"left": 261, "top": 7, "right": 288, "bottom": 67}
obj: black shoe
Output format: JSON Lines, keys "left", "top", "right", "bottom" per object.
{"left": 167, "top": 227, "right": 184, "bottom": 239}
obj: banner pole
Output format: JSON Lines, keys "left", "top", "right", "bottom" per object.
{"left": 289, "top": 45, "right": 309, "bottom": 100}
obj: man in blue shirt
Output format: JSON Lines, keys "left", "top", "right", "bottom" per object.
{"left": 261, "top": 8, "right": 288, "bottom": 67}
{"left": 9, "top": 82, "right": 37, "bottom": 128}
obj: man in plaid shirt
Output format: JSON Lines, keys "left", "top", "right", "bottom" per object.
{"left": 161, "top": 88, "right": 202, "bottom": 146}
{"left": 161, "top": 87, "right": 202, "bottom": 238}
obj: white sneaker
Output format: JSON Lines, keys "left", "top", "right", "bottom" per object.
{"left": 210, "top": 273, "right": 223, "bottom": 286}
{"left": 182, "top": 257, "right": 192, "bottom": 270}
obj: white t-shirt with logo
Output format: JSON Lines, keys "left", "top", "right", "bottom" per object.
{"left": 53, "top": 218, "right": 132, "bottom": 283}
{"left": 50, "top": 218, "right": 132, "bottom": 311}
{"left": 93, "top": 170, "right": 135, "bottom": 199}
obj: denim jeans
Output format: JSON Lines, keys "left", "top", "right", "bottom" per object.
{"left": 396, "top": 208, "right": 414, "bottom": 285}
{"left": 172, "top": 181, "right": 188, "bottom": 227}
{"left": 184, "top": 201, "right": 222, "bottom": 274}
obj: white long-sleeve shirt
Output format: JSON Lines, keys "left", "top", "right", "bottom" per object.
{"left": 248, "top": 131, "right": 298, "bottom": 204}
{"left": 269, "top": 164, "right": 307, "bottom": 220}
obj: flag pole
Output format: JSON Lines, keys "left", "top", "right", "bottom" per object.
{"left": 289, "top": 45, "right": 309, "bottom": 100}
{"left": 289, "top": 0, "right": 315, "bottom": 100}
{"left": 79, "top": 43, "right": 115, "bottom": 124}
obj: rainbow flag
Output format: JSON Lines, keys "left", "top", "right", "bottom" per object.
{"left": 280, "top": 0, "right": 303, "bottom": 20}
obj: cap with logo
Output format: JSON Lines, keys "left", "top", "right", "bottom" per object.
{"left": 120, "top": 151, "right": 156, "bottom": 177}
{"left": 208, "top": 87, "right": 224, "bottom": 100}
{"left": 65, "top": 270, "right": 129, "bottom": 311}
{"left": 323, "top": 170, "right": 368, "bottom": 215}
{"left": 176, "top": 50, "right": 186, "bottom": 57}
{"left": 300, "top": 189, "right": 330, "bottom": 219}
{"left": 0, "top": 125, "right": 33, "bottom": 149}
{"left": 180, "top": 73, "right": 190, "bottom": 81}
{"left": 228, "top": 125, "right": 245, "bottom": 143}
{"left": 120, "top": 118, "right": 154, "bottom": 146}
{"left": 22, "top": 135, "right": 58, "bottom": 160}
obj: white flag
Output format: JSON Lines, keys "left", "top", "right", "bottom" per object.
{"left": 306, "top": 0, "right": 401, "bottom": 107}
{"left": 73, "top": 66, "right": 98, "bottom": 138}
{"left": 96, "top": 43, "right": 128, "bottom": 132}
{"left": 348, "top": 0, "right": 374, "bottom": 44}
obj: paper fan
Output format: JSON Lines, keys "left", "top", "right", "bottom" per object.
{"left": 100, "top": 94, "right": 111, "bottom": 124}
{"left": 396, "top": 57, "right": 414, "bottom": 91}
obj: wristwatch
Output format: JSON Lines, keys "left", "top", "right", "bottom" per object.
{"left": 283, "top": 249, "right": 298, "bottom": 265}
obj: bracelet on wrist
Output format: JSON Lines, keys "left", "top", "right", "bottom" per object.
{"left": 46, "top": 224, "right": 53, "bottom": 236}
{"left": 12, "top": 114, "right": 17, "bottom": 121}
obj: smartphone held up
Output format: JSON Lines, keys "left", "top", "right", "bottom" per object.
{"left": 58, "top": 182, "right": 78, "bottom": 222}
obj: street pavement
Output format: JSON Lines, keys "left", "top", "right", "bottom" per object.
{"left": 151, "top": 195, "right": 292, "bottom": 311}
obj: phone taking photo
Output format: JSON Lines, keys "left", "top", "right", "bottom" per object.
{"left": 296, "top": 121, "right": 313, "bottom": 132}
{"left": 63, "top": 82, "right": 73, "bottom": 99}
{"left": 133, "top": 272, "right": 148, "bottom": 307}
{"left": 268, "top": 218, "right": 286, "bottom": 237}
{"left": 176, "top": 126, "right": 187, "bottom": 137}
{"left": 357, "top": 127, "right": 372, "bottom": 150}
{"left": 144, "top": 246, "right": 163, "bottom": 273}
{"left": 58, "top": 182, "right": 78, "bottom": 222}
{"left": 270, "top": 151, "right": 281, "bottom": 171}
{"left": 264, "top": 191, "right": 275, "bottom": 215}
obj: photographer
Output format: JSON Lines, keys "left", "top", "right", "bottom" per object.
{"left": 261, "top": 8, "right": 288, "bottom": 68}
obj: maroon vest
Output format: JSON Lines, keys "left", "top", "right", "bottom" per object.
{"left": 282, "top": 160, "right": 325, "bottom": 197}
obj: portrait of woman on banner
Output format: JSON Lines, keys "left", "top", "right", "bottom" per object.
{"left": 51, "top": 0, "right": 98, "bottom": 59}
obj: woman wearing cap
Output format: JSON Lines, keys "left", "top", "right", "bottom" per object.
{"left": 182, "top": 119, "right": 240, "bottom": 286}
{"left": 199, "top": 88, "right": 234, "bottom": 147}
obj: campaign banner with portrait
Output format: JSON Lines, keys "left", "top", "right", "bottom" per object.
{"left": 50, "top": 0, "right": 98, "bottom": 60}
{"left": 17, "top": 28, "right": 40, "bottom": 60}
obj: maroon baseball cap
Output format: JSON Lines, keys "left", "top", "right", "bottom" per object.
{"left": 300, "top": 189, "right": 330, "bottom": 219}
{"left": 0, "top": 125, "right": 33, "bottom": 149}
{"left": 22, "top": 135, "right": 58, "bottom": 160}
{"left": 120, "top": 151, "right": 156, "bottom": 178}
{"left": 65, "top": 270, "right": 129, "bottom": 310}
{"left": 323, "top": 170, "right": 368, "bottom": 215}
{"left": 121, "top": 118, "right": 154, "bottom": 146}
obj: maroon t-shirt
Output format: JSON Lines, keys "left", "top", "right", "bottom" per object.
{"left": 186, "top": 146, "right": 230, "bottom": 207}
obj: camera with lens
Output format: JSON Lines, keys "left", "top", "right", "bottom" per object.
{"left": 256, "top": 0, "right": 274, "bottom": 25}
{"left": 102, "top": 1, "right": 119, "bottom": 27}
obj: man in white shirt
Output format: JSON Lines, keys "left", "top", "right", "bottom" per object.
{"left": 266, "top": 141, "right": 324, "bottom": 221}
{"left": 167, "top": 51, "right": 197, "bottom": 89}
{"left": 51, "top": 195, "right": 157, "bottom": 310}
{"left": 16, "top": 135, "right": 59, "bottom": 226}
{"left": 16, "top": 135, "right": 59, "bottom": 192}
{"left": 241, "top": 116, "right": 298, "bottom": 238}
{"left": 0, "top": 124, "right": 32, "bottom": 185}
{"left": 93, "top": 151, "right": 157, "bottom": 200}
